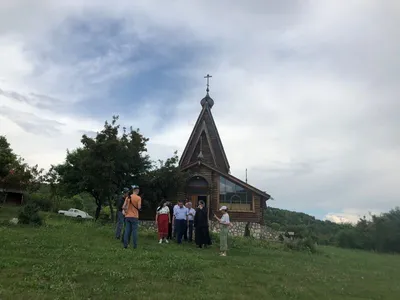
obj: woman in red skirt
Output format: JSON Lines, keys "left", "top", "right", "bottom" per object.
{"left": 156, "top": 200, "right": 170, "bottom": 244}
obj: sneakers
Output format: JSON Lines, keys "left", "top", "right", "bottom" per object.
{"left": 165, "top": 239, "right": 169, "bottom": 244}
{"left": 159, "top": 239, "right": 163, "bottom": 244}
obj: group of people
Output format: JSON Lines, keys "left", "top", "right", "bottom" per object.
{"left": 115, "top": 185, "right": 232, "bottom": 256}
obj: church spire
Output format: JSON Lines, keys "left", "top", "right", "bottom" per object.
{"left": 179, "top": 75, "right": 230, "bottom": 173}
{"left": 200, "top": 74, "right": 214, "bottom": 108}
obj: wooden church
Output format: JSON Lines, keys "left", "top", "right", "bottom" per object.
{"left": 179, "top": 76, "right": 271, "bottom": 224}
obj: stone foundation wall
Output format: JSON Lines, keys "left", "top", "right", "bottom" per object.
{"left": 139, "top": 220, "right": 281, "bottom": 241}
{"left": 209, "top": 221, "right": 281, "bottom": 241}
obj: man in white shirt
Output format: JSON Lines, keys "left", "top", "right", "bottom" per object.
{"left": 184, "top": 202, "right": 196, "bottom": 242}
{"left": 173, "top": 200, "right": 188, "bottom": 244}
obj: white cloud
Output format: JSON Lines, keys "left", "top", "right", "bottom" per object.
{"left": 0, "top": 0, "right": 399, "bottom": 219}
{"left": 324, "top": 208, "right": 379, "bottom": 225}
{"left": 324, "top": 213, "right": 360, "bottom": 225}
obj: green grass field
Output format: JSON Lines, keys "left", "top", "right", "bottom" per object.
{"left": 1, "top": 206, "right": 400, "bottom": 300}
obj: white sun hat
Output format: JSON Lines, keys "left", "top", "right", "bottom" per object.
{"left": 219, "top": 205, "right": 228, "bottom": 211}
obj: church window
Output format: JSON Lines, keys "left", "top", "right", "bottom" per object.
{"left": 219, "top": 176, "right": 252, "bottom": 211}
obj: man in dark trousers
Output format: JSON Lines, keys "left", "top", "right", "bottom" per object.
{"left": 115, "top": 187, "right": 129, "bottom": 240}
{"left": 173, "top": 200, "right": 188, "bottom": 244}
{"left": 184, "top": 202, "right": 196, "bottom": 242}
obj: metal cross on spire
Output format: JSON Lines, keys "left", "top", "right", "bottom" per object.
{"left": 204, "top": 74, "right": 212, "bottom": 94}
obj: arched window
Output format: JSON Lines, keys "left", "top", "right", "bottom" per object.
{"left": 219, "top": 176, "right": 252, "bottom": 211}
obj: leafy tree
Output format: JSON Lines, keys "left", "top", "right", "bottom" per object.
{"left": 0, "top": 136, "right": 44, "bottom": 203}
{"left": 139, "top": 152, "right": 189, "bottom": 218}
{"left": 0, "top": 136, "right": 17, "bottom": 178}
{"left": 336, "top": 208, "right": 400, "bottom": 253}
{"left": 45, "top": 166, "right": 66, "bottom": 211}
{"left": 51, "top": 116, "right": 152, "bottom": 220}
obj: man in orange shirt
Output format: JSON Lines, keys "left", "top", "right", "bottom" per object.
{"left": 122, "top": 185, "right": 142, "bottom": 249}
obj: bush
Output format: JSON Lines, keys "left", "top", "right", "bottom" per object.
{"left": 28, "top": 193, "right": 53, "bottom": 212}
{"left": 284, "top": 237, "right": 317, "bottom": 254}
{"left": 18, "top": 203, "right": 43, "bottom": 226}
{"left": 335, "top": 228, "right": 360, "bottom": 249}
{"left": 270, "top": 222, "right": 281, "bottom": 231}
{"left": 99, "top": 205, "right": 113, "bottom": 224}
{"left": 71, "top": 195, "right": 84, "bottom": 210}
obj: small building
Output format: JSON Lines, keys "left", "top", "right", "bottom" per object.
{"left": 178, "top": 86, "right": 271, "bottom": 224}
{"left": 0, "top": 188, "right": 24, "bottom": 205}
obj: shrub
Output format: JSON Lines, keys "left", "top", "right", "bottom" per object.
{"left": 71, "top": 195, "right": 84, "bottom": 210}
{"left": 335, "top": 228, "right": 360, "bottom": 249}
{"left": 18, "top": 203, "right": 43, "bottom": 226}
{"left": 99, "top": 205, "right": 113, "bottom": 224}
{"left": 270, "top": 222, "right": 281, "bottom": 231}
{"left": 284, "top": 237, "right": 317, "bottom": 254}
{"left": 27, "top": 193, "right": 53, "bottom": 212}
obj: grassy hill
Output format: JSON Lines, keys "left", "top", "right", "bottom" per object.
{"left": 265, "top": 207, "right": 351, "bottom": 245}
{"left": 1, "top": 206, "right": 400, "bottom": 300}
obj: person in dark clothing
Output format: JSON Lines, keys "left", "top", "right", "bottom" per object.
{"left": 166, "top": 201, "right": 174, "bottom": 240}
{"left": 194, "top": 200, "right": 212, "bottom": 248}
{"left": 115, "top": 188, "right": 129, "bottom": 240}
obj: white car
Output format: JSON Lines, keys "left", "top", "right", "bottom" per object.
{"left": 58, "top": 208, "right": 93, "bottom": 219}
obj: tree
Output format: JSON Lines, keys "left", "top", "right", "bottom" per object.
{"left": 52, "top": 116, "right": 152, "bottom": 220}
{"left": 45, "top": 165, "right": 67, "bottom": 211}
{"left": 335, "top": 207, "right": 400, "bottom": 253}
{"left": 0, "top": 136, "right": 43, "bottom": 203}
{"left": 0, "top": 136, "right": 17, "bottom": 178}
{"left": 141, "top": 152, "right": 189, "bottom": 214}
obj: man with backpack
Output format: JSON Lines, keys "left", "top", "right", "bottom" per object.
{"left": 122, "top": 185, "right": 142, "bottom": 249}
{"left": 116, "top": 187, "right": 129, "bottom": 240}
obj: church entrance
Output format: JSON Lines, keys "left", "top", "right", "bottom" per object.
{"left": 186, "top": 176, "right": 210, "bottom": 219}
{"left": 189, "top": 195, "right": 208, "bottom": 209}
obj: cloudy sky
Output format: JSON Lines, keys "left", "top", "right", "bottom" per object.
{"left": 0, "top": 0, "right": 399, "bottom": 223}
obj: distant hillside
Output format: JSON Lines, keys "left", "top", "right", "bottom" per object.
{"left": 264, "top": 207, "right": 352, "bottom": 245}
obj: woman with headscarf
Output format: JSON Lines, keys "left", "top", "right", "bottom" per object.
{"left": 194, "top": 200, "right": 212, "bottom": 248}
{"left": 155, "top": 199, "right": 170, "bottom": 244}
